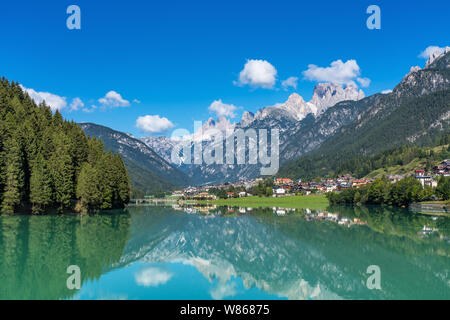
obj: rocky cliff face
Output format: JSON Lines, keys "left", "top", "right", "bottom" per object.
{"left": 140, "top": 136, "right": 178, "bottom": 163}
{"left": 310, "top": 83, "right": 365, "bottom": 115}
{"left": 141, "top": 83, "right": 367, "bottom": 185}
{"left": 244, "top": 83, "right": 364, "bottom": 124}
{"left": 278, "top": 51, "right": 450, "bottom": 178}
{"left": 425, "top": 46, "right": 450, "bottom": 68}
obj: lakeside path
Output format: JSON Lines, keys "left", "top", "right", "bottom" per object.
{"left": 196, "top": 194, "right": 329, "bottom": 210}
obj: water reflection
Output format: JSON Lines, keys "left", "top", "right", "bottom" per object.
{"left": 0, "top": 213, "right": 131, "bottom": 300}
{"left": 0, "top": 206, "right": 449, "bottom": 300}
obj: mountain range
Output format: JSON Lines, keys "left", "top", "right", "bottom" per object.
{"left": 139, "top": 82, "right": 368, "bottom": 185}
{"left": 80, "top": 123, "right": 190, "bottom": 195}
{"left": 279, "top": 48, "right": 450, "bottom": 179}
{"left": 81, "top": 48, "right": 450, "bottom": 192}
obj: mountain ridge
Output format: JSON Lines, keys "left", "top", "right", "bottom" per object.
{"left": 80, "top": 122, "right": 191, "bottom": 194}
{"left": 141, "top": 82, "right": 368, "bottom": 184}
{"left": 278, "top": 50, "right": 450, "bottom": 179}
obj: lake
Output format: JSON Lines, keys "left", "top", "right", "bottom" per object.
{"left": 0, "top": 205, "right": 449, "bottom": 300}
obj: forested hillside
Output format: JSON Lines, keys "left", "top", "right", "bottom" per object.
{"left": 0, "top": 78, "right": 130, "bottom": 214}
{"left": 279, "top": 52, "right": 450, "bottom": 180}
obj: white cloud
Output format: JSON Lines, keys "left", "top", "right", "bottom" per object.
{"left": 70, "top": 97, "right": 84, "bottom": 111}
{"left": 208, "top": 100, "right": 238, "bottom": 118}
{"left": 281, "top": 77, "right": 298, "bottom": 90}
{"left": 381, "top": 89, "right": 393, "bottom": 94}
{"left": 419, "top": 46, "right": 446, "bottom": 59}
{"left": 235, "top": 59, "right": 277, "bottom": 89}
{"left": 98, "top": 91, "right": 130, "bottom": 107}
{"left": 133, "top": 99, "right": 141, "bottom": 104}
{"left": 135, "top": 267, "right": 173, "bottom": 287}
{"left": 21, "top": 85, "right": 67, "bottom": 111}
{"left": 136, "top": 115, "right": 175, "bottom": 133}
{"left": 357, "top": 77, "right": 371, "bottom": 88}
{"left": 303, "top": 59, "right": 369, "bottom": 87}
{"left": 82, "top": 105, "right": 97, "bottom": 113}
{"left": 210, "top": 282, "right": 238, "bottom": 300}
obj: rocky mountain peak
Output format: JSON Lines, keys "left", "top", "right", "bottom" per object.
{"left": 312, "top": 83, "right": 339, "bottom": 98}
{"left": 280, "top": 93, "right": 316, "bottom": 121}
{"left": 240, "top": 111, "right": 255, "bottom": 127}
{"left": 204, "top": 117, "right": 216, "bottom": 127}
{"left": 191, "top": 116, "right": 236, "bottom": 141}
{"left": 251, "top": 83, "right": 365, "bottom": 123}
{"left": 310, "top": 83, "right": 365, "bottom": 115}
{"left": 425, "top": 46, "right": 450, "bottom": 68}
{"left": 286, "top": 92, "right": 305, "bottom": 103}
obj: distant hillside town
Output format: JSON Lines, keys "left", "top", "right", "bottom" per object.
{"left": 169, "top": 159, "right": 450, "bottom": 200}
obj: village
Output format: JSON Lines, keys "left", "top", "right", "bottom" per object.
{"left": 171, "top": 159, "right": 450, "bottom": 200}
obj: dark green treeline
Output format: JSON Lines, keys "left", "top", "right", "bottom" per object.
{"left": 0, "top": 77, "right": 130, "bottom": 214}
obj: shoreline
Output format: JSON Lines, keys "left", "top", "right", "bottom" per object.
{"left": 194, "top": 194, "right": 329, "bottom": 210}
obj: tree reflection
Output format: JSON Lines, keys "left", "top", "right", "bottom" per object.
{"left": 0, "top": 212, "right": 130, "bottom": 300}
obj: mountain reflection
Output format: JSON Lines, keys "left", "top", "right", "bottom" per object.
{"left": 0, "top": 206, "right": 449, "bottom": 300}
{"left": 119, "top": 206, "right": 449, "bottom": 300}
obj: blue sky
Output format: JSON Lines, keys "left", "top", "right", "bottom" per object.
{"left": 0, "top": 0, "right": 448, "bottom": 137}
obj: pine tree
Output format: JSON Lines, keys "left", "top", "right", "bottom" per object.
{"left": 76, "top": 163, "right": 102, "bottom": 213}
{"left": 98, "top": 153, "right": 114, "bottom": 210}
{"left": 115, "top": 155, "right": 130, "bottom": 205}
{"left": 49, "top": 132, "right": 75, "bottom": 212}
{"left": 30, "top": 154, "right": 52, "bottom": 214}
{"left": 1, "top": 134, "right": 25, "bottom": 214}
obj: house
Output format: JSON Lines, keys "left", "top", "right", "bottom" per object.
{"left": 227, "top": 192, "right": 235, "bottom": 198}
{"left": 171, "top": 190, "right": 184, "bottom": 197}
{"left": 337, "top": 183, "right": 351, "bottom": 191}
{"left": 387, "top": 175, "right": 404, "bottom": 183}
{"left": 434, "top": 160, "right": 450, "bottom": 175}
{"left": 351, "top": 179, "right": 370, "bottom": 188}
{"left": 416, "top": 175, "right": 437, "bottom": 188}
{"left": 327, "top": 213, "right": 339, "bottom": 220}
{"left": 193, "top": 192, "right": 216, "bottom": 200}
{"left": 238, "top": 191, "right": 247, "bottom": 198}
{"left": 415, "top": 169, "right": 425, "bottom": 177}
{"left": 273, "top": 188, "right": 286, "bottom": 196}
{"left": 275, "top": 178, "right": 293, "bottom": 186}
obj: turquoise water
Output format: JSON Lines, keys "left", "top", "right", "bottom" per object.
{"left": 0, "top": 205, "right": 449, "bottom": 300}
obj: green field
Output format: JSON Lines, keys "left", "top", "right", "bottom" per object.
{"left": 197, "top": 194, "right": 329, "bottom": 210}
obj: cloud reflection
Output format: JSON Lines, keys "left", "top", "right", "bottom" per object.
{"left": 135, "top": 267, "right": 173, "bottom": 287}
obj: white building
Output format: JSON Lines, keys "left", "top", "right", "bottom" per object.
{"left": 274, "top": 188, "right": 286, "bottom": 196}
